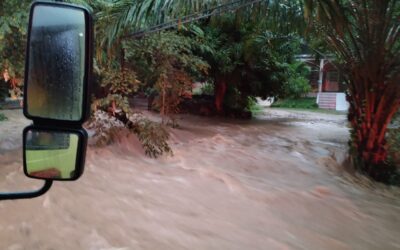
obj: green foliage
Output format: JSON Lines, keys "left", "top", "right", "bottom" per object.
{"left": 95, "top": 94, "right": 131, "bottom": 114}
{"left": 125, "top": 31, "right": 208, "bottom": 123}
{"left": 91, "top": 67, "right": 173, "bottom": 157}
{"left": 87, "top": 110, "right": 172, "bottom": 158}
{"left": 124, "top": 31, "right": 209, "bottom": 88}
{"left": 94, "top": 0, "right": 310, "bottom": 118}
{"left": 0, "top": 81, "right": 8, "bottom": 100}
{"left": 128, "top": 113, "right": 172, "bottom": 158}
{"left": 93, "top": 67, "right": 140, "bottom": 114}
{"left": 86, "top": 110, "right": 126, "bottom": 146}
{"left": 222, "top": 86, "right": 247, "bottom": 111}
{"left": 0, "top": 0, "right": 30, "bottom": 77}
{"left": 265, "top": 0, "right": 305, "bottom": 36}
{"left": 0, "top": 113, "right": 7, "bottom": 121}
{"left": 246, "top": 97, "right": 263, "bottom": 116}
{"left": 282, "top": 61, "right": 311, "bottom": 98}
{"left": 271, "top": 97, "right": 318, "bottom": 109}
{"left": 94, "top": 0, "right": 234, "bottom": 49}
{"left": 193, "top": 13, "right": 302, "bottom": 112}
{"left": 200, "top": 82, "right": 214, "bottom": 96}
{"left": 305, "top": 0, "right": 400, "bottom": 184}
{"left": 193, "top": 82, "right": 214, "bottom": 96}
{"left": 101, "top": 67, "right": 140, "bottom": 96}
{"left": 154, "top": 69, "right": 191, "bottom": 126}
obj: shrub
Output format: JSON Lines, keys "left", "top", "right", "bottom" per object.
{"left": 246, "top": 97, "right": 263, "bottom": 116}
{"left": 0, "top": 113, "right": 7, "bottom": 121}
{"left": 85, "top": 110, "right": 125, "bottom": 146}
{"left": 101, "top": 67, "right": 140, "bottom": 97}
{"left": 200, "top": 82, "right": 214, "bottom": 96}
{"left": 154, "top": 68, "right": 192, "bottom": 127}
{"left": 86, "top": 111, "right": 172, "bottom": 158}
{"left": 127, "top": 113, "right": 172, "bottom": 158}
{"left": 282, "top": 62, "right": 311, "bottom": 98}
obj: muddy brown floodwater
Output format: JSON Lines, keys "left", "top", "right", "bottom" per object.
{"left": 0, "top": 108, "right": 399, "bottom": 250}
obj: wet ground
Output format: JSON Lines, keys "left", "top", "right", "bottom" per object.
{"left": 0, "top": 108, "right": 399, "bottom": 250}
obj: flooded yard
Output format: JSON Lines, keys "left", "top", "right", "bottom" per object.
{"left": 0, "top": 108, "right": 399, "bottom": 250}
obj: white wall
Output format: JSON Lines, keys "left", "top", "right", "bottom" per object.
{"left": 335, "top": 93, "right": 349, "bottom": 111}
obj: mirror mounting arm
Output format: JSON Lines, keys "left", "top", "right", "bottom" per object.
{"left": 0, "top": 180, "right": 53, "bottom": 201}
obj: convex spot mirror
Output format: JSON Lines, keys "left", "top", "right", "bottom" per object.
{"left": 22, "top": 1, "right": 93, "bottom": 182}
{"left": 24, "top": 1, "right": 92, "bottom": 123}
{"left": 23, "top": 126, "right": 87, "bottom": 181}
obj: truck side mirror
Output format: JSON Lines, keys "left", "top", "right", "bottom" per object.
{"left": 1, "top": 1, "right": 93, "bottom": 201}
{"left": 24, "top": 1, "right": 92, "bottom": 123}
{"left": 22, "top": 1, "right": 93, "bottom": 181}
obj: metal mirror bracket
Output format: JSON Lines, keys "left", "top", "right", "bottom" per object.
{"left": 0, "top": 180, "right": 53, "bottom": 200}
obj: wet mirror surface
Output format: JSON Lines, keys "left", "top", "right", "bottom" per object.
{"left": 26, "top": 5, "right": 86, "bottom": 121}
{"left": 24, "top": 129, "right": 79, "bottom": 180}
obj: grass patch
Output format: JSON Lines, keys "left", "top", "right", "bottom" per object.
{"left": 270, "top": 107, "right": 345, "bottom": 115}
{"left": 271, "top": 97, "right": 318, "bottom": 109}
{"left": 0, "top": 113, "right": 7, "bottom": 121}
{"left": 270, "top": 97, "right": 346, "bottom": 115}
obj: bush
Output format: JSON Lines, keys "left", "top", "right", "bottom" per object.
{"left": 0, "top": 113, "right": 7, "bottom": 121}
{"left": 86, "top": 111, "right": 172, "bottom": 158}
{"left": 90, "top": 66, "right": 172, "bottom": 158}
{"left": 200, "top": 82, "right": 214, "bottom": 96}
{"left": 128, "top": 113, "right": 172, "bottom": 158}
{"left": 246, "top": 97, "right": 263, "bottom": 116}
{"left": 271, "top": 97, "right": 318, "bottom": 109}
{"left": 282, "top": 62, "right": 312, "bottom": 98}
{"left": 85, "top": 110, "right": 125, "bottom": 146}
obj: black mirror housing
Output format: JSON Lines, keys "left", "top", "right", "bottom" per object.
{"left": 22, "top": 1, "right": 93, "bottom": 182}
{"left": 1, "top": 1, "right": 93, "bottom": 201}
{"left": 23, "top": 125, "right": 88, "bottom": 181}
{"left": 23, "top": 1, "right": 93, "bottom": 125}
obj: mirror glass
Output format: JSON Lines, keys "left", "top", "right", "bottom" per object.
{"left": 26, "top": 5, "right": 86, "bottom": 121}
{"left": 24, "top": 129, "right": 80, "bottom": 180}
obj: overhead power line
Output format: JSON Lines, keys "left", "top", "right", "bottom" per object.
{"left": 124, "top": 0, "right": 264, "bottom": 39}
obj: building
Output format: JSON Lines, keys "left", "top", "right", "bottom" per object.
{"left": 297, "top": 54, "right": 349, "bottom": 111}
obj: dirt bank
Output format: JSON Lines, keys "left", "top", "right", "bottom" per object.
{"left": 0, "top": 108, "right": 399, "bottom": 250}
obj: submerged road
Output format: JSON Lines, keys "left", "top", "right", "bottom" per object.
{"left": 0, "top": 109, "right": 399, "bottom": 249}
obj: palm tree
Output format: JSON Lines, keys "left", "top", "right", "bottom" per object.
{"left": 95, "top": 0, "right": 232, "bottom": 51}
{"left": 304, "top": 0, "right": 400, "bottom": 182}
{"left": 92, "top": 0, "right": 273, "bottom": 113}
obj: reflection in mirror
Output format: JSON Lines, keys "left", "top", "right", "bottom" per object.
{"left": 25, "top": 130, "right": 79, "bottom": 180}
{"left": 26, "top": 4, "right": 86, "bottom": 121}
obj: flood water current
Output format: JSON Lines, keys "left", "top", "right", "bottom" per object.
{"left": 0, "top": 109, "right": 399, "bottom": 250}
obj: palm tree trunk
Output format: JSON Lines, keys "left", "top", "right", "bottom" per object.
{"left": 215, "top": 76, "right": 227, "bottom": 112}
{"left": 348, "top": 76, "right": 400, "bottom": 181}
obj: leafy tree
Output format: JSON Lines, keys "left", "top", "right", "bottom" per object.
{"left": 305, "top": 0, "right": 400, "bottom": 183}
{"left": 94, "top": 67, "right": 140, "bottom": 115}
{"left": 94, "top": 0, "right": 235, "bottom": 48}
{"left": 193, "top": 11, "right": 299, "bottom": 113}
{"left": 282, "top": 61, "right": 311, "bottom": 98}
{"left": 124, "top": 31, "right": 209, "bottom": 124}
{"left": 94, "top": 0, "right": 307, "bottom": 116}
{"left": 0, "top": 0, "right": 30, "bottom": 78}
{"left": 265, "top": 0, "right": 306, "bottom": 36}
